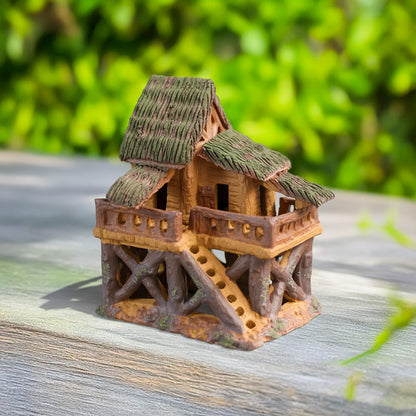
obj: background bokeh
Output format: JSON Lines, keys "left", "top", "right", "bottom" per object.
{"left": 1, "top": 0, "right": 415, "bottom": 197}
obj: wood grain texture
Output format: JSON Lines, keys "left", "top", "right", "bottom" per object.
{"left": 1, "top": 152, "right": 416, "bottom": 416}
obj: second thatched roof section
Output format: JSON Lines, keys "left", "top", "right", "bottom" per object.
{"left": 200, "top": 128, "right": 334, "bottom": 207}
{"left": 200, "top": 129, "right": 291, "bottom": 181}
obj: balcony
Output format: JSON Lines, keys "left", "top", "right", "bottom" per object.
{"left": 94, "top": 199, "right": 322, "bottom": 258}
{"left": 189, "top": 205, "right": 322, "bottom": 259}
{"left": 94, "top": 199, "right": 183, "bottom": 251}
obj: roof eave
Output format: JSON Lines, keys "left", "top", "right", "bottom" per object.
{"left": 266, "top": 171, "right": 335, "bottom": 207}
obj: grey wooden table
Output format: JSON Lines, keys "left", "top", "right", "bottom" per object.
{"left": 1, "top": 151, "right": 415, "bottom": 416}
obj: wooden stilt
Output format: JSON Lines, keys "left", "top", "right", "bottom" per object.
{"left": 101, "top": 243, "right": 120, "bottom": 310}
{"left": 165, "top": 252, "right": 187, "bottom": 315}
{"left": 271, "top": 260, "right": 307, "bottom": 301}
{"left": 270, "top": 239, "right": 310, "bottom": 302}
{"left": 248, "top": 256, "right": 273, "bottom": 317}
{"left": 285, "top": 242, "right": 308, "bottom": 275}
{"left": 293, "top": 238, "right": 313, "bottom": 295}
{"left": 269, "top": 281, "right": 286, "bottom": 316}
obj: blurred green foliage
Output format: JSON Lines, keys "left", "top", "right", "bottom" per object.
{"left": 1, "top": 0, "right": 416, "bottom": 197}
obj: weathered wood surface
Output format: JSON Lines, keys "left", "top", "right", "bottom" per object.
{"left": 1, "top": 151, "right": 416, "bottom": 416}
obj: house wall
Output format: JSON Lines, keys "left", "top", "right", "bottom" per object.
{"left": 260, "top": 185, "right": 276, "bottom": 216}
{"left": 145, "top": 162, "right": 278, "bottom": 221}
{"left": 242, "top": 176, "right": 261, "bottom": 216}
{"left": 295, "top": 199, "right": 310, "bottom": 210}
{"left": 166, "top": 169, "right": 182, "bottom": 212}
{"left": 181, "top": 159, "right": 198, "bottom": 224}
{"left": 196, "top": 157, "right": 245, "bottom": 214}
{"left": 167, "top": 156, "right": 241, "bottom": 225}
{"left": 161, "top": 158, "right": 278, "bottom": 222}
{"left": 143, "top": 193, "right": 157, "bottom": 208}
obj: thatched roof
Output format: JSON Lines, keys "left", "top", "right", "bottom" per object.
{"left": 119, "top": 75, "right": 230, "bottom": 168}
{"left": 106, "top": 164, "right": 170, "bottom": 208}
{"left": 108, "top": 75, "right": 334, "bottom": 209}
{"left": 200, "top": 129, "right": 290, "bottom": 181}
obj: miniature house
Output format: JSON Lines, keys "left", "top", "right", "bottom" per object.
{"left": 94, "top": 75, "right": 334, "bottom": 349}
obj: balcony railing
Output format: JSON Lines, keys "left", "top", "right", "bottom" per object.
{"left": 189, "top": 205, "right": 320, "bottom": 251}
{"left": 94, "top": 199, "right": 320, "bottom": 256}
{"left": 95, "top": 198, "right": 183, "bottom": 243}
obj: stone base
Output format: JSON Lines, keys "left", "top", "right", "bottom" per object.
{"left": 101, "top": 297, "right": 322, "bottom": 350}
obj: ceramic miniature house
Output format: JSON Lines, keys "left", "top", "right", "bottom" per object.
{"left": 94, "top": 75, "right": 334, "bottom": 349}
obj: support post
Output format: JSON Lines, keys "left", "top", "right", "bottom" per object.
{"left": 165, "top": 252, "right": 187, "bottom": 315}
{"left": 269, "top": 281, "right": 286, "bottom": 316}
{"left": 293, "top": 238, "right": 313, "bottom": 295}
{"left": 248, "top": 256, "right": 273, "bottom": 317}
{"left": 101, "top": 243, "right": 120, "bottom": 312}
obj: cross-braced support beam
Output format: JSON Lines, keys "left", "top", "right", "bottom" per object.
{"left": 225, "top": 238, "right": 314, "bottom": 318}
{"left": 100, "top": 243, "right": 244, "bottom": 333}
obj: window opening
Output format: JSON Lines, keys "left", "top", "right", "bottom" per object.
{"left": 217, "top": 184, "right": 229, "bottom": 211}
{"left": 260, "top": 186, "right": 267, "bottom": 216}
{"left": 156, "top": 183, "right": 168, "bottom": 210}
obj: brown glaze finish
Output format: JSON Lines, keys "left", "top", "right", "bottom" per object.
{"left": 94, "top": 75, "right": 333, "bottom": 349}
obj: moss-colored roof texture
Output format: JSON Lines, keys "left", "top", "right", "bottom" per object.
{"left": 106, "top": 164, "right": 170, "bottom": 208}
{"left": 120, "top": 75, "right": 220, "bottom": 168}
{"left": 270, "top": 171, "right": 335, "bottom": 207}
{"left": 200, "top": 129, "right": 291, "bottom": 181}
